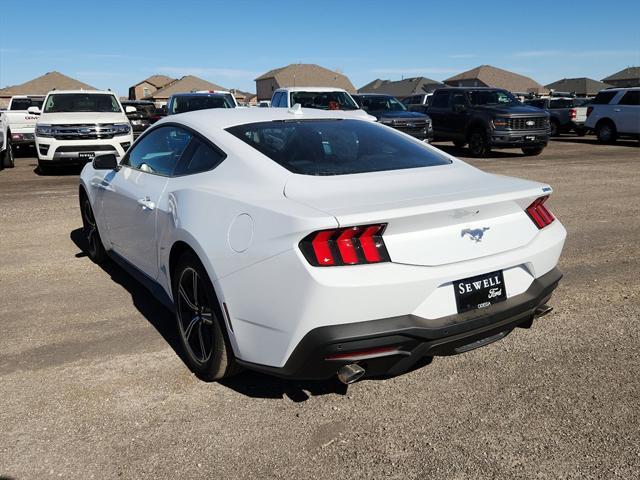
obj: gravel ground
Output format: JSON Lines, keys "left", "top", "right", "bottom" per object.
{"left": 1, "top": 137, "right": 639, "bottom": 479}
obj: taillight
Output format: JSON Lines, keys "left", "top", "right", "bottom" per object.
{"left": 587, "top": 106, "right": 593, "bottom": 117}
{"left": 299, "top": 224, "right": 390, "bottom": 267}
{"left": 526, "top": 196, "right": 555, "bottom": 229}
{"left": 570, "top": 108, "right": 577, "bottom": 119}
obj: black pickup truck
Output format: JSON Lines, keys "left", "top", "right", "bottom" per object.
{"left": 427, "top": 87, "right": 550, "bottom": 157}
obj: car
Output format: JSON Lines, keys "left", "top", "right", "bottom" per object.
{"left": 352, "top": 93, "right": 433, "bottom": 141}
{"left": 121, "top": 100, "right": 155, "bottom": 139}
{"left": 78, "top": 107, "right": 566, "bottom": 384}
{"left": 523, "top": 97, "right": 588, "bottom": 136}
{"left": 193, "top": 90, "right": 240, "bottom": 108}
{"left": 427, "top": 87, "right": 550, "bottom": 157}
{"left": 0, "top": 110, "right": 14, "bottom": 169}
{"left": 584, "top": 87, "right": 640, "bottom": 143}
{"left": 166, "top": 92, "right": 235, "bottom": 115}
{"left": 402, "top": 93, "right": 433, "bottom": 113}
{"left": 3, "top": 95, "right": 45, "bottom": 148}
{"left": 35, "top": 90, "right": 134, "bottom": 173}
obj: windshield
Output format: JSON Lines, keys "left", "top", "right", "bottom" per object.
{"left": 43, "top": 94, "right": 121, "bottom": 113}
{"left": 226, "top": 119, "right": 451, "bottom": 176}
{"left": 358, "top": 96, "right": 407, "bottom": 112}
{"left": 289, "top": 91, "right": 359, "bottom": 111}
{"left": 10, "top": 98, "right": 44, "bottom": 110}
{"left": 171, "top": 95, "right": 233, "bottom": 114}
{"left": 466, "top": 90, "right": 519, "bottom": 107}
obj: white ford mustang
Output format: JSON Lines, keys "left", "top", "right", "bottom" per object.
{"left": 79, "top": 107, "right": 566, "bottom": 384}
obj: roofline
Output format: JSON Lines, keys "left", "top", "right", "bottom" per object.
{"left": 274, "top": 87, "right": 350, "bottom": 92}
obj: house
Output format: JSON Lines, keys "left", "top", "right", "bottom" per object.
{"left": 544, "top": 77, "right": 612, "bottom": 97}
{"left": 358, "top": 77, "right": 444, "bottom": 99}
{"left": 0, "top": 71, "right": 96, "bottom": 108}
{"left": 601, "top": 67, "right": 640, "bottom": 88}
{"left": 255, "top": 64, "right": 356, "bottom": 101}
{"left": 444, "top": 65, "right": 547, "bottom": 95}
{"left": 128, "top": 75, "right": 175, "bottom": 100}
{"left": 143, "top": 75, "right": 229, "bottom": 106}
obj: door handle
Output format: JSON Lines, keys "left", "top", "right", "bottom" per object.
{"left": 613, "top": 108, "right": 621, "bottom": 112}
{"left": 137, "top": 196, "right": 155, "bottom": 210}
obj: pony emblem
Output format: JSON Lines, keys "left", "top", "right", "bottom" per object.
{"left": 461, "top": 227, "right": 490, "bottom": 243}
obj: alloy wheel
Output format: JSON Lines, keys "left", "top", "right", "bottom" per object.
{"left": 82, "top": 198, "right": 99, "bottom": 257}
{"left": 176, "top": 267, "right": 214, "bottom": 364}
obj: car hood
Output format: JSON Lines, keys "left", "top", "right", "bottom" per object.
{"left": 371, "top": 111, "right": 428, "bottom": 120}
{"left": 38, "top": 112, "right": 129, "bottom": 125}
{"left": 472, "top": 104, "right": 547, "bottom": 116}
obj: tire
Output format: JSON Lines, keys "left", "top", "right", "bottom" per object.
{"left": 1, "top": 137, "right": 15, "bottom": 168}
{"left": 549, "top": 120, "right": 559, "bottom": 137}
{"left": 596, "top": 120, "right": 617, "bottom": 144}
{"left": 522, "top": 147, "right": 544, "bottom": 156}
{"left": 468, "top": 129, "right": 491, "bottom": 157}
{"left": 172, "top": 251, "right": 240, "bottom": 381}
{"left": 453, "top": 140, "right": 467, "bottom": 148}
{"left": 37, "top": 160, "right": 53, "bottom": 175}
{"left": 574, "top": 127, "right": 587, "bottom": 137}
{"left": 80, "top": 193, "right": 107, "bottom": 264}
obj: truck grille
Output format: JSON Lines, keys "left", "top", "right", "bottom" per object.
{"left": 51, "top": 124, "right": 120, "bottom": 140}
{"left": 507, "top": 117, "right": 547, "bottom": 130}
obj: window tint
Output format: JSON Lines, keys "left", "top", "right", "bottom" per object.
{"left": 43, "top": 93, "right": 121, "bottom": 113}
{"left": 170, "top": 95, "right": 232, "bottom": 114}
{"left": 289, "top": 91, "right": 359, "bottom": 111}
{"left": 123, "top": 126, "right": 192, "bottom": 176}
{"left": 619, "top": 91, "right": 640, "bottom": 106}
{"left": 526, "top": 100, "right": 546, "bottom": 109}
{"left": 226, "top": 119, "right": 451, "bottom": 176}
{"left": 10, "top": 98, "right": 43, "bottom": 110}
{"left": 175, "top": 137, "right": 225, "bottom": 175}
{"left": 549, "top": 99, "right": 574, "bottom": 108}
{"left": 592, "top": 91, "right": 617, "bottom": 104}
{"left": 450, "top": 93, "right": 467, "bottom": 107}
{"left": 271, "top": 92, "right": 283, "bottom": 107}
{"left": 431, "top": 91, "right": 449, "bottom": 108}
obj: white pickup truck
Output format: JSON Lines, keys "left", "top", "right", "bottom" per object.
{"left": 4, "top": 95, "right": 44, "bottom": 148}
{"left": 35, "top": 90, "right": 134, "bottom": 173}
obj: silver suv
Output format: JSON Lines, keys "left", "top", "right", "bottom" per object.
{"left": 585, "top": 87, "right": 640, "bottom": 143}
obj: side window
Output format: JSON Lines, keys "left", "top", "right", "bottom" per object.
{"left": 174, "top": 137, "right": 226, "bottom": 175}
{"left": 272, "top": 92, "right": 283, "bottom": 107}
{"left": 431, "top": 91, "right": 450, "bottom": 108}
{"left": 403, "top": 96, "right": 415, "bottom": 105}
{"left": 450, "top": 93, "right": 467, "bottom": 108}
{"left": 592, "top": 91, "right": 617, "bottom": 105}
{"left": 123, "top": 126, "right": 192, "bottom": 176}
{"left": 619, "top": 91, "right": 640, "bottom": 106}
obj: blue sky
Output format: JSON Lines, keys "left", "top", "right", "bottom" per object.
{"left": 1, "top": 0, "right": 638, "bottom": 96}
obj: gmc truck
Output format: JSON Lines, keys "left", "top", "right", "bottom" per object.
{"left": 427, "top": 87, "right": 550, "bottom": 157}
{"left": 4, "top": 95, "right": 44, "bottom": 148}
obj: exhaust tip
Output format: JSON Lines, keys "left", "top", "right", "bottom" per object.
{"left": 337, "top": 364, "right": 365, "bottom": 385}
{"left": 534, "top": 305, "right": 553, "bottom": 319}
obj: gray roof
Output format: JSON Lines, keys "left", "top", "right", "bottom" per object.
{"left": 445, "top": 65, "right": 545, "bottom": 93}
{"left": 358, "top": 77, "right": 443, "bottom": 98}
{"left": 145, "top": 75, "right": 228, "bottom": 100}
{"left": 602, "top": 67, "right": 640, "bottom": 82}
{"left": 545, "top": 77, "right": 613, "bottom": 96}
{"left": 255, "top": 64, "right": 355, "bottom": 93}
{"left": 0, "top": 71, "right": 96, "bottom": 97}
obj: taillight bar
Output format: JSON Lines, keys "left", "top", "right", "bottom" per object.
{"left": 299, "top": 224, "right": 390, "bottom": 267}
{"left": 526, "top": 196, "right": 555, "bottom": 229}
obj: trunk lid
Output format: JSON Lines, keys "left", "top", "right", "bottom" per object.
{"left": 284, "top": 164, "right": 550, "bottom": 266}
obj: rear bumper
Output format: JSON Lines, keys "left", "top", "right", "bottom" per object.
{"left": 237, "top": 267, "right": 562, "bottom": 380}
{"left": 11, "top": 132, "right": 35, "bottom": 145}
{"left": 490, "top": 129, "right": 549, "bottom": 148}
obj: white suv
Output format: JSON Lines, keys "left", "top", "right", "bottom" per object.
{"left": 35, "top": 90, "right": 134, "bottom": 173}
{"left": 585, "top": 87, "right": 640, "bottom": 143}
{"left": 270, "top": 87, "right": 374, "bottom": 119}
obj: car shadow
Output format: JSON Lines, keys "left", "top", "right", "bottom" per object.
{"left": 69, "top": 227, "right": 348, "bottom": 401}
{"left": 551, "top": 137, "right": 639, "bottom": 147}
{"left": 34, "top": 164, "right": 84, "bottom": 176}
{"left": 432, "top": 143, "right": 528, "bottom": 159}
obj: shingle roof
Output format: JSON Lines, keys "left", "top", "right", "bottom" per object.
{"left": 145, "top": 75, "right": 229, "bottom": 99}
{"left": 0, "top": 71, "right": 96, "bottom": 97}
{"left": 602, "top": 67, "right": 640, "bottom": 82}
{"left": 137, "top": 75, "right": 175, "bottom": 88}
{"left": 445, "top": 65, "right": 545, "bottom": 93}
{"left": 255, "top": 64, "right": 355, "bottom": 92}
{"left": 358, "top": 77, "right": 443, "bottom": 97}
{"left": 544, "top": 77, "right": 613, "bottom": 96}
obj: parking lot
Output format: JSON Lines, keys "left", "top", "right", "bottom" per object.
{"left": 1, "top": 138, "right": 639, "bottom": 479}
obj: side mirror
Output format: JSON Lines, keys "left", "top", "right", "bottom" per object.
{"left": 93, "top": 153, "right": 118, "bottom": 170}
{"left": 453, "top": 104, "right": 467, "bottom": 113}
{"left": 27, "top": 106, "right": 41, "bottom": 115}
{"left": 125, "top": 106, "right": 137, "bottom": 113}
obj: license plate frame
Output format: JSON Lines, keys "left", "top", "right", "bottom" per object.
{"left": 453, "top": 270, "right": 506, "bottom": 313}
{"left": 78, "top": 152, "right": 95, "bottom": 160}
{"left": 525, "top": 135, "right": 536, "bottom": 142}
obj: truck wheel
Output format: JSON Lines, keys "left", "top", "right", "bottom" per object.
{"left": 522, "top": 147, "right": 544, "bottom": 156}
{"left": 1, "top": 137, "right": 15, "bottom": 168}
{"left": 596, "top": 120, "right": 617, "bottom": 144}
{"left": 453, "top": 140, "right": 467, "bottom": 148}
{"left": 468, "top": 129, "right": 490, "bottom": 157}
{"left": 549, "top": 120, "right": 559, "bottom": 137}
{"left": 37, "top": 161, "right": 52, "bottom": 175}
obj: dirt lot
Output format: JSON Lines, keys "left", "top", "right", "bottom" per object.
{"left": 1, "top": 137, "right": 639, "bottom": 479}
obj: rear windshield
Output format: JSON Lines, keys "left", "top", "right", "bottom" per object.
{"left": 171, "top": 95, "right": 233, "bottom": 114}
{"left": 357, "top": 96, "right": 407, "bottom": 112}
{"left": 289, "top": 91, "right": 359, "bottom": 111}
{"left": 10, "top": 98, "right": 44, "bottom": 110}
{"left": 43, "top": 94, "right": 121, "bottom": 113}
{"left": 549, "top": 99, "right": 574, "bottom": 108}
{"left": 226, "top": 119, "right": 451, "bottom": 176}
